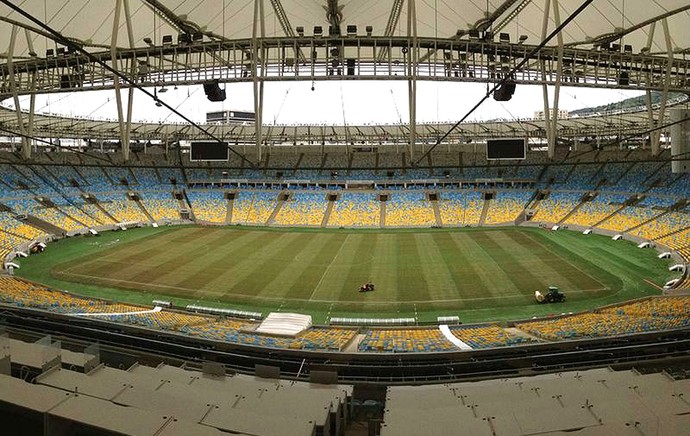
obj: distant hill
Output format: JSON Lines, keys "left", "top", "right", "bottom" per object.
{"left": 570, "top": 91, "right": 687, "bottom": 117}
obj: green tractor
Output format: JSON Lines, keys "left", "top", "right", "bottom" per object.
{"left": 535, "top": 286, "right": 566, "bottom": 304}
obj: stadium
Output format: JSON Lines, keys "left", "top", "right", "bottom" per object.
{"left": 0, "top": 1, "right": 689, "bottom": 435}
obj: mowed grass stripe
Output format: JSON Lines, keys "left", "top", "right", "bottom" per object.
{"left": 125, "top": 231, "right": 278, "bottom": 297}
{"left": 230, "top": 233, "right": 319, "bottom": 296}
{"left": 496, "top": 231, "right": 586, "bottom": 291}
{"left": 414, "top": 233, "right": 458, "bottom": 300}
{"left": 449, "top": 232, "right": 519, "bottom": 298}
{"left": 172, "top": 230, "right": 268, "bottom": 291}
{"left": 395, "top": 233, "right": 431, "bottom": 302}
{"left": 332, "top": 233, "right": 379, "bottom": 302}
{"left": 62, "top": 228, "right": 225, "bottom": 282}
{"left": 367, "top": 234, "right": 399, "bottom": 301}
{"left": 281, "top": 233, "right": 348, "bottom": 300}
{"left": 309, "top": 234, "right": 366, "bottom": 301}
{"left": 430, "top": 232, "right": 485, "bottom": 305}
{"left": 126, "top": 229, "right": 244, "bottom": 285}
{"left": 506, "top": 230, "right": 606, "bottom": 292}
{"left": 218, "top": 232, "right": 304, "bottom": 295}
{"left": 467, "top": 231, "right": 544, "bottom": 296}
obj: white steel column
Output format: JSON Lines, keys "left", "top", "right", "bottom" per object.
{"left": 7, "top": 25, "right": 31, "bottom": 159}
{"left": 540, "top": 0, "right": 554, "bottom": 159}
{"left": 111, "top": 0, "right": 132, "bottom": 162}
{"left": 27, "top": 73, "right": 37, "bottom": 154}
{"left": 407, "top": 0, "right": 417, "bottom": 160}
{"left": 653, "top": 18, "right": 673, "bottom": 156}
{"left": 644, "top": 22, "right": 656, "bottom": 151}
{"left": 122, "top": 0, "right": 136, "bottom": 161}
{"left": 253, "top": 0, "right": 266, "bottom": 162}
{"left": 549, "top": 0, "right": 564, "bottom": 158}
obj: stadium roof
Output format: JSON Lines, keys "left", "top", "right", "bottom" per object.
{"left": 0, "top": 0, "right": 688, "bottom": 60}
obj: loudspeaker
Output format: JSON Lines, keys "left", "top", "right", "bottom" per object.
{"left": 346, "top": 58, "right": 355, "bottom": 76}
{"left": 203, "top": 80, "right": 226, "bottom": 102}
{"left": 618, "top": 71, "right": 629, "bottom": 86}
{"left": 493, "top": 81, "right": 516, "bottom": 101}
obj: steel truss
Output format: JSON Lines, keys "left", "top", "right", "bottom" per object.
{"left": 2, "top": 36, "right": 689, "bottom": 98}
{"left": 0, "top": 101, "right": 678, "bottom": 147}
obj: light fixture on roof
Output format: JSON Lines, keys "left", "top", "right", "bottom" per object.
{"left": 518, "top": 35, "right": 528, "bottom": 44}
{"left": 296, "top": 26, "right": 304, "bottom": 37}
{"left": 313, "top": 26, "right": 323, "bottom": 37}
{"left": 143, "top": 37, "right": 153, "bottom": 46}
{"left": 366, "top": 26, "right": 373, "bottom": 36}
{"left": 346, "top": 25, "right": 357, "bottom": 36}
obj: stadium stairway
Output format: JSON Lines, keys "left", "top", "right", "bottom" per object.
{"left": 23, "top": 213, "right": 66, "bottom": 235}
{"left": 622, "top": 207, "right": 671, "bottom": 235}
{"left": 652, "top": 224, "right": 690, "bottom": 243}
{"left": 225, "top": 196, "right": 234, "bottom": 224}
{"left": 430, "top": 196, "right": 442, "bottom": 226}
{"left": 266, "top": 193, "right": 286, "bottom": 225}
{"left": 54, "top": 206, "right": 90, "bottom": 229}
{"left": 133, "top": 197, "right": 155, "bottom": 223}
{"left": 174, "top": 191, "right": 192, "bottom": 221}
{"left": 514, "top": 189, "right": 541, "bottom": 225}
{"left": 379, "top": 198, "right": 386, "bottom": 228}
{"left": 321, "top": 195, "right": 335, "bottom": 227}
{"left": 589, "top": 195, "right": 638, "bottom": 229}
{"left": 478, "top": 195, "right": 490, "bottom": 226}
{"left": 91, "top": 199, "right": 119, "bottom": 224}
{"left": 558, "top": 192, "right": 596, "bottom": 225}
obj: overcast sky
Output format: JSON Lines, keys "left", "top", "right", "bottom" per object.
{"left": 6, "top": 81, "right": 645, "bottom": 126}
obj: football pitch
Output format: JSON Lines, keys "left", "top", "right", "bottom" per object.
{"left": 17, "top": 225, "right": 672, "bottom": 323}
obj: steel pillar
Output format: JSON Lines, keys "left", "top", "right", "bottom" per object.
{"left": 653, "top": 18, "right": 674, "bottom": 156}
{"left": 253, "top": 0, "right": 266, "bottom": 161}
{"left": 111, "top": 0, "right": 136, "bottom": 162}
{"left": 407, "top": 0, "right": 417, "bottom": 161}
{"left": 540, "top": 0, "right": 554, "bottom": 159}
{"left": 7, "top": 26, "right": 31, "bottom": 159}
{"left": 549, "top": 0, "right": 563, "bottom": 159}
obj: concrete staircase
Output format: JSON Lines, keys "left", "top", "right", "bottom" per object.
{"left": 266, "top": 193, "right": 287, "bottom": 225}
{"left": 321, "top": 198, "right": 335, "bottom": 228}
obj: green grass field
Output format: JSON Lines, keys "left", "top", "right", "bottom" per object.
{"left": 16, "top": 225, "right": 674, "bottom": 324}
